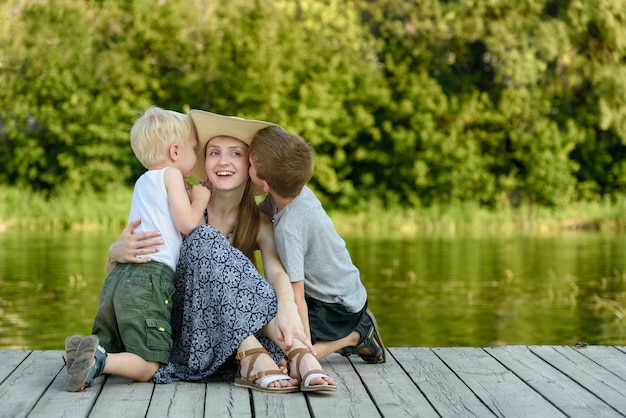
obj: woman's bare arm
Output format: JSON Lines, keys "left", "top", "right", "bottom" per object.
{"left": 105, "top": 218, "right": 163, "bottom": 275}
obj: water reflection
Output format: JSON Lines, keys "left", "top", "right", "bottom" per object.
{"left": 348, "top": 232, "right": 626, "bottom": 347}
{"left": 1, "top": 230, "right": 625, "bottom": 349}
{"left": 0, "top": 231, "right": 119, "bottom": 350}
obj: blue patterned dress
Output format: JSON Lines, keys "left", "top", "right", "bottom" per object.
{"left": 153, "top": 224, "right": 283, "bottom": 383}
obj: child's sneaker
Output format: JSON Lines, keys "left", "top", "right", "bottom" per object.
{"left": 65, "top": 335, "right": 107, "bottom": 392}
{"left": 64, "top": 334, "right": 84, "bottom": 370}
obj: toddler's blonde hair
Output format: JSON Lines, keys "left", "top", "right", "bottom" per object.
{"left": 130, "top": 106, "right": 194, "bottom": 168}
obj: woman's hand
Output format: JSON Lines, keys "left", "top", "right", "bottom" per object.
{"left": 274, "top": 299, "right": 316, "bottom": 355}
{"left": 108, "top": 218, "right": 163, "bottom": 264}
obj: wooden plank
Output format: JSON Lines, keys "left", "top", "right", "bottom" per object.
{"left": 352, "top": 348, "right": 438, "bottom": 418}
{"left": 434, "top": 347, "right": 566, "bottom": 417}
{"left": 89, "top": 375, "right": 154, "bottom": 418}
{"left": 0, "top": 350, "right": 30, "bottom": 384}
{"left": 2, "top": 347, "right": 626, "bottom": 418}
{"left": 146, "top": 381, "right": 207, "bottom": 418}
{"left": 204, "top": 382, "right": 251, "bottom": 417}
{"left": 304, "top": 353, "right": 379, "bottom": 417}
{"left": 571, "top": 346, "right": 626, "bottom": 381}
{"left": 28, "top": 351, "right": 104, "bottom": 418}
{"left": 530, "top": 346, "right": 626, "bottom": 414}
{"left": 251, "top": 390, "right": 310, "bottom": 418}
{"left": 0, "top": 350, "right": 64, "bottom": 418}
{"left": 486, "top": 345, "right": 621, "bottom": 418}
{"left": 391, "top": 347, "right": 496, "bottom": 417}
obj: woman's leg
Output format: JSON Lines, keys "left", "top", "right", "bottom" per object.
{"left": 156, "top": 225, "right": 285, "bottom": 383}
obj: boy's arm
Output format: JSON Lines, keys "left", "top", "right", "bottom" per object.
{"left": 291, "top": 280, "right": 311, "bottom": 340}
{"left": 257, "top": 214, "right": 315, "bottom": 353}
{"left": 164, "top": 167, "right": 211, "bottom": 235}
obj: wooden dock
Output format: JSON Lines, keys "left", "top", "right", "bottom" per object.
{"left": 1, "top": 346, "right": 625, "bottom": 417}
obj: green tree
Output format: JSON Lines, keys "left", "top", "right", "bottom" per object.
{"left": 0, "top": 1, "right": 139, "bottom": 192}
{"left": 183, "top": 0, "right": 392, "bottom": 210}
{"left": 2, "top": 0, "right": 626, "bottom": 212}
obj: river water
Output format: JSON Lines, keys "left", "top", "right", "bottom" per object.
{"left": 1, "top": 229, "right": 625, "bottom": 349}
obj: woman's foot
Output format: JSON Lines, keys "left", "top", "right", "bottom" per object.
{"left": 288, "top": 348, "right": 337, "bottom": 392}
{"left": 277, "top": 357, "right": 289, "bottom": 374}
{"left": 235, "top": 347, "right": 299, "bottom": 392}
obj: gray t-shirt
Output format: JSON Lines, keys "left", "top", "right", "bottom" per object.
{"left": 259, "top": 186, "right": 367, "bottom": 312}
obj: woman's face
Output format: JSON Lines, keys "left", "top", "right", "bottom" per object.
{"left": 204, "top": 136, "right": 250, "bottom": 192}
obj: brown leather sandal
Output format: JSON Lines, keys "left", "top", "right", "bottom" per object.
{"left": 234, "top": 348, "right": 299, "bottom": 393}
{"left": 287, "top": 348, "right": 337, "bottom": 392}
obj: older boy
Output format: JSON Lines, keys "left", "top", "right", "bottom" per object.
{"left": 249, "top": 125, "right": 385, "bottom": 363}
{"left": 65, "top": 106, "right": 211, "bottom": 391}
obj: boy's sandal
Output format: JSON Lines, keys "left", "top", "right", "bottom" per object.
{"left": 337, "top": 346, "right": 356, "bottom": 357}
{"left": 65, "top": 335, "right": 107, "bottom": 392}
{"left": 64, "top": 334, "right": 84, "bottom": 370}
{"left": 234, "top": 348, "right": 299, "bottom": 393}
{"left": 287, "top": 348, "right": 337, "bottom": 392}
{"left": 356, "top": 309, "right": 386, "bottom": 364}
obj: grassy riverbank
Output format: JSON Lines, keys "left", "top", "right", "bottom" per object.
{"left": 0, "top": 185, "right": 132, "bottom": 231}
{"left": 330, "top": 198, "right": 626, "bottom": 234}
{"left": 1, "top": 185, "right": 626, "bottom": 233}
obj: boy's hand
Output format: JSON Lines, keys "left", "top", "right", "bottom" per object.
{"left": 200, "top": 178, "right": 213, "bottom": 193}
{"left": 189, "top": 183, "right": 211, "bottom": 204}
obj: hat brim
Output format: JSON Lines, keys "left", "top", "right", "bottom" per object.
{"left": 188, "top": 109, "right": 276, "bottom": 183}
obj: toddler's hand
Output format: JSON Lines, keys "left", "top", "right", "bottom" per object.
{"left": 190, "top": 183, "right": 211, "bottom": 204}
{"left": 200, "top": 178, "right": 213, "bottom": 193}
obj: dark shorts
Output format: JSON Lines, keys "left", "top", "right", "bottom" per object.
{"left": 306, "top": 296, "right": 369, "bottom": 344}
{"left": 91, "top": 261, "right": 175, "bottom": 364}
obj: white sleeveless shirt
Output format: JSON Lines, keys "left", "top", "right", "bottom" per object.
{"left": 128, "top": 168, "right": 182, "bottom": 271}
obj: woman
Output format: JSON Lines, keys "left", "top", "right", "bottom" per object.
{"left": 106, "top": 110, "right": 337, "bottom": 392}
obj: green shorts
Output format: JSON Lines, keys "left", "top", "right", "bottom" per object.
{"left": 91, "top": 261, "right": 175, "bottom": 364}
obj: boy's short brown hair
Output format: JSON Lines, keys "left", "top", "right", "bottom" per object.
{"left": 249, "top": 126, "right": 314, "bottom": 198}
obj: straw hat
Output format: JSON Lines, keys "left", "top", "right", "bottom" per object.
{"left": 188, "top": 109, "right": 276, "bottom": 183}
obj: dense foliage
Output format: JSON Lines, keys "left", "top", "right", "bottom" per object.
{"left": 1, "top": 0, "right": 625, "bottom": 211}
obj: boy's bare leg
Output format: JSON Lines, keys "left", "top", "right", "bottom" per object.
{"left": 103, "top": 353, "right": 160, "bottom": 382}
{"left": 314, "top": 331, "right": 360, "bottom": 360}
{"left": 66, "top": 337, "right": 161, "bottom": 392}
